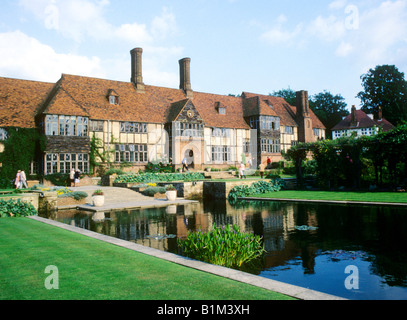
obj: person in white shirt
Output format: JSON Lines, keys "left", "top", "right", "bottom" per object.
{"left": 20, "top": 169, "right": 28, "bottom": 189}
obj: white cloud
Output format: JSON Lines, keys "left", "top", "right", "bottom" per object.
{"left": 260, "top": 15, "right": 303, "bottom": 46}
{"left": 151, "top": 7, "right": 178, "bottom": 40}
{"left": 0, "top": 30, "right": 105, "bottom": 82}
{"left": 307, "top": 15, "right": 346, "bottom": 41}
{"left": 19, "top": 0, "right": 178, "bottom": 45}
{"left": 15, "top": 0, "right": 183, "bottom": 86}
{"left": 336, "top": 41, "right": 353, "bottom": 57}
{"left": 329, "top": 0, "right": 348, "bottom": 10}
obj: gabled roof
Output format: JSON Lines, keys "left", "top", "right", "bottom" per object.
{"left": 0, "top": 73, "right": 327, "bottom": 133}
{"left": 242, "top": 92, "right": 326, "bottom": 129}
{"left": 0, "top": 76, "right": 54, "bottom": 128}
{"left": 191, "top": 92, "right": 249, "bottom": 129}
{"left": 331, "top": 109, "right": 394, "bottom": 132}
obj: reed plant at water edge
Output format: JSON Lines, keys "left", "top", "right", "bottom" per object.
{"left": 177, "top": 224, "right": 265, "bottom": 270}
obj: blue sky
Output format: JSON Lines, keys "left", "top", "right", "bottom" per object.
{"left": 1, "top": 0, "right": 406, "bottom": 110}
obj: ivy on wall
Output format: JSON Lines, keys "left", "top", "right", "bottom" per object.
{"left": 0, "top": 127, "right": 46, "bottom": 188}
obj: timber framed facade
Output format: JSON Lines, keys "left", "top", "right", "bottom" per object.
{"left": 0, "top": 48, "right": 326, "bottom": 175}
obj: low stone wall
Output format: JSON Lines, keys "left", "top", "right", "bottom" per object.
{"left": 57, "top": 197, "right": 87, "bottom": 207}
{"left": 159, "top": 181, "right": 204, "bottom": 199}
{"left": 0, "top": 193, "right": 40, "bottom": 210}
{"left": 203, "top": 181, "right": 254, "bottom": 200}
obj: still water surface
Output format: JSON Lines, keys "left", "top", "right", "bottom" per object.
{"left": 44, "top": 200, "right": 407, "bottom": 300}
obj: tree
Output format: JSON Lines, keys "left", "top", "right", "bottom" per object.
{"left": 310, "top": 90, "right": 349, "bottom": 139}
{"left": 271, "top": 87, "right": 296, "bottom": 106}
{"left": 357, "top": 65, "right": 407, "bottom": 126}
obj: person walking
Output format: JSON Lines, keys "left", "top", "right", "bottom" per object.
{"left": 259, "top": 162, "right": 265, "bottom": 179}
{"left": 15, "top": 170, "right": 21, "bottom": 189}
{"left": 239, "top": 162, "right": 246, "bottom": 179}
{"left": 20, "top": 169, "right": 28, "bottom": 189}
{"left": 70, "top": 168, "right": 75, "bottom": 187}
{"left": 74, "top": 170, "right": 80, "bottom": 187}
{"left": 182, "top": 157, "right": 189, "bottom": 172}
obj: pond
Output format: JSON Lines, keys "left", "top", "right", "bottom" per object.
{"left": 41, "top": 199, "right": 407, "bottom": 300}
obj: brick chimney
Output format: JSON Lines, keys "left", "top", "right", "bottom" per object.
{"left": 179, "top": 57, "right": 193, "bottom": 98}
{"left": 378, "top": 106, "right": 383, "bottom": 121}
{"left": 296, "top": 90, "right": 313, "bottom": 143}
{"left": 350, "top": 105, "right": 357, "bottom": 126}
{"left": 296, "top": 90, "right": 310, "bottom": 117}
{"left": 130, "top": 48, "right": 145, "bottom": 93}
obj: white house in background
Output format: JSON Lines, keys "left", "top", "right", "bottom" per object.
{"left": 331, "top": 105, "right": 394, "bottom": 140}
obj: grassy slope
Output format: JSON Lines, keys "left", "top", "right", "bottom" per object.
{"left": 249, "top": 190, "right": 407, "bottom": 203}
{"left": 0, "top": 218, "right": 294, "bottom": 300}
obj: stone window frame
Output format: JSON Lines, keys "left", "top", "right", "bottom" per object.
{"left": 45, "top": 152, "right": 89, "bottom": 174}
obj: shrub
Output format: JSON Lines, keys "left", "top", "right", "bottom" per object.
{"left": 227, "top": 179, "right": 284, "bottom": 203}
{"left": 142, "top": 186, "right": 166, "bottom": 197}
{"left": 0, "top": 199, "right": 37, "bottom": 217}
{"left": 58, "top": 191, "right": 88, "bottom": 201}
{"left": 114, "top": 172, "right": 204, "bottom": 184}
{"left": 44, "top": 173, "right": 70, "bottom": 186}
{"left": 177, "top": 224, "right": 265, "bottom": 270}
{"left": 105, "top": 168, "right": 125, "bottom": 176}
{"left": 145, "top": 162, "right": 173, "bottom": 173}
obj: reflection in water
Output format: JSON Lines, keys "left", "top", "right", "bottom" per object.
{"left": 43, "top": 200, "right": 407, "bottom": 300}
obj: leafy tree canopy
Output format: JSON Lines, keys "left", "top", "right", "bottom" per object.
{"left": 357, "top": 65, "right": 407, "bottom": 126}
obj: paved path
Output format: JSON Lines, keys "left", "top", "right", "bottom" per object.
{"left": 69, "top": 185, "right": 196, "bottom": 212}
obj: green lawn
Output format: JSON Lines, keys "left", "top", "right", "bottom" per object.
{"left": 249, "top": 190, "right": 407, "bottom": 203}
{"left": 0, "top": 218, "right": 294, "bottom": 300}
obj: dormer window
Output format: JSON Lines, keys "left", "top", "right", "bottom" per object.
{"left": 215, "top": 102, "right": 226, "bottom": 115}
{"left": 107, "top": 89, "right": 119, "bottom": 105}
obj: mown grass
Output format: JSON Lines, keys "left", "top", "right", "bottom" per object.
{"left": 0, "top": 218, "right": 294, "bottom": 300}
{"left": 249, "top": 190, "right": 407, "bottom": 203}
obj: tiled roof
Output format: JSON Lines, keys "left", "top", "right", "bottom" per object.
{"left": 242, "top": 92, "right": 326, "bottom": 129}
{"left": 331, "top": 109, "right": 394, "bottom": 132}
{"left": 375, "top": 118, "right": 395, "bottom": 132}
{"left": 0, "top": 73, "right": 326, "bottom": 133}
{"left": 191, "top": 91, "right": 249, "bottom": 129}
{"left": 0, "top": 76, "right": 54, "bottom": 128}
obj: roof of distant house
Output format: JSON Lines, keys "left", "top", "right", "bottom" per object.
{"left": 332, "top": 108, "right": 394, "bottom": 132}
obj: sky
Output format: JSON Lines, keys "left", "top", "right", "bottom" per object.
{"left": 0, "top": 0, "right": 406, "bottom": 110}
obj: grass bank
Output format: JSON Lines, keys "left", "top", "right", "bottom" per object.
{"left": 0, "top": 218, "right": 294, "bottom": 300}
{"left": 248, "top": 190, "right": 407, "bottom": 203}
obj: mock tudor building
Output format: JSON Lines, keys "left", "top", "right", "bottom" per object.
{"left": 332, "top": 105, "right": 394, "bottom": 140}
{"left": 0, "top": 48, "right": 325, "bottom": 175}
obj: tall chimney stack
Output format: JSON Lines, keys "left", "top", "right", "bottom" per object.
{"left": 296, "top": 90, "right": 310, "bottom": 117}
{"left": 179, "top": 57, "right": 193, "bottom": 98}
{"left": 350, "top": 105, "right": 357, "bottom": 126}
{"left": 130, "top": 48, "right": 145, "bottom": 93}
{"left": 378, "top": 106, "right": 383, "bottom": 121}
{"left": 296, "top": 90, "right": 313, "bottom": 143}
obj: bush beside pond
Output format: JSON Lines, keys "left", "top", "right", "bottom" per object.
{"left": 0, "top": 199, "right": 37, "bottom": 217}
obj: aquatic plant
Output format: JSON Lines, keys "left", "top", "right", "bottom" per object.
{"left": 177, "top": 224, "right": 265, "bottom": 270}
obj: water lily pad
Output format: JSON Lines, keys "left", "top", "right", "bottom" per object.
{"left": 294, "top": 225, "right": 319, "bottom": 231}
